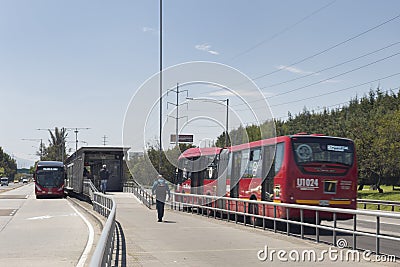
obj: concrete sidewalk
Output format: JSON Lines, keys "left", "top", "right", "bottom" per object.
{"left": 111, "top": 192, "right": 386, "bottom": 266}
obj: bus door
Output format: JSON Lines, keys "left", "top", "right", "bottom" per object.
{"left": 217, "top": 149, "right": 229, "bottom": 209}
{"left": 261, "top": 145, "right": 275, "bottom": 201}
{"left": 191, "top": 156, "right": 204, "bottom": 195}
{"left": 230, "top": 151, "right": 241, "bottom": 198}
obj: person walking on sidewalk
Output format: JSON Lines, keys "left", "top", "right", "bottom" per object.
{"left": 99, "top": 164, "right": 110, "bottom": 194}
{"left": 152, "top": 175, "right": 170, "bottom": 222}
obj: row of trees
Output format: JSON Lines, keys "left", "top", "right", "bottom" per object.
{"left": 0, "top": 147, "right": 17, "bottom": 179}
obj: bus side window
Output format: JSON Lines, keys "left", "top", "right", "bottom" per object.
{"left": 242, "top": 148, "right": 262, "bottom": 178}
{"left": 240, "top": 150, "right": 249, "bottom": 178}
{"left": 275, "top": 142, "right": 285, "bottom": 174}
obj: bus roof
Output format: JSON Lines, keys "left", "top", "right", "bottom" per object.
{"left": 179, "top": 147, "right": 222, "bottom": 159}
{"left": 179, "top": 135, "right": 354, "bottom": 158}
{"left": 229, "top": 136, "right": 289, "bottom": 152}
{"left": 37, "top": 161, "right": 64, "bottom": 168}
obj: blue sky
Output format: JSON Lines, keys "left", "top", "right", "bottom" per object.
{"left": 1, "top": 0, "right": 400, "bottom": 167}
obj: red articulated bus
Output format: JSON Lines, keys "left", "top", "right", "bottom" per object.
{"left": 34, "top": 161, "right": 66, "bottom": 199}
{"left": 176, "top": 134, "right": 357, "bottom": 221}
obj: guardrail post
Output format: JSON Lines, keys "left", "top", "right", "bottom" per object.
{"left": 273, "top": 206, "right": 277, "bottom": 233}
{"left": 315, "top": 211, "right": 319, "bottom": 243}
{"left": 286, "top": 208, "right": 290, "bottom": 236}
{"left": 227, "top": 199, "right": 230, "bottom": 222}
{"left": 353, "top": 214, "right": 357, "bottom": 250}
{"left": 376, "top": 216, "right": 380, "bottom": 254}
{"left": 300, "top": 209, "right": 304, "bottom": 239}
{"left": 192, "top": 195, "right": 195, "bottom": 213}
{"left": 244, "top": 202, "right": 247, "bottom": 226}
{"left": 262, "top": 204, "right": 265, "bottom": 230}
{"left": 235, "top": 200, "right": 238, "bottom": 224}
{"left": 333, "top": 213, "right": 337, "bottom": 246}
{"left": 213, "top": 197, "right": 216, "bottom": 219}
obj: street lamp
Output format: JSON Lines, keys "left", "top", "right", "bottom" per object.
{"left": 186, "top": 97, "right": 229, "bottom": 147}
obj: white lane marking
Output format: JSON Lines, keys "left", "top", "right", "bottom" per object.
{"left": 68, "top": 202, "right": 94, "bottom": 267}
{"left": 27, "top": 213, "right": 77, "bottom": 220}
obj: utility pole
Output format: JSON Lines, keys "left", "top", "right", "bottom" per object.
{"left": 102, "top": 135, "right": 108, "bottom": 146}
{"left": 62, "top": 127, "right": 90, "bottom": 155}
{"left": 167, "top": 83, "right": 188, "bottom": 147}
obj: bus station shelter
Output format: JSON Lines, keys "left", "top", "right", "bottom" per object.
{"left": 65, "top": 146, "right": 129, "bottom": 193}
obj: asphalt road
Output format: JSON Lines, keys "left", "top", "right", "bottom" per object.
{"left": 0, "top": 183, "right": 99, "bottom": 267}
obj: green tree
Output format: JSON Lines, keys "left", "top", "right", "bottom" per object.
{"left": 41, "top": 127, "right": 68, "bottom": 162}
{"left": 127, "top": 144, "right": 194, "bottom": 186}
{"left": 0, "top": 147, "right": 17, "bottom": 179}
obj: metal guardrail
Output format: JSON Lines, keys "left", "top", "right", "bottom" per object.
{"left": 83, "top": 179, "right": 99, "bottom": 202}
{"left": 171, "top": 192, "right": 400, "bottom": 257}
{"left": 358, "top": 199, "right": 400, "bottom": 212}
{"left": 123, "top": 181, "right": 154, "bottom": 208}
{"left": 82, "top": 179, "right": 117, "bottom": 267}
{"left": 90, "top": 192, "right": 116, "bottom": 267}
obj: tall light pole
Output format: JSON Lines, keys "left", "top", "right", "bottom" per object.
{"left": 159, "top": 0, "right": 163, "bottom": 173}
{"left": 225, "top": 99, "right": 229, "bottom": 147}
{"left": 186, "top": 97, "right": 230, "bottom": 147}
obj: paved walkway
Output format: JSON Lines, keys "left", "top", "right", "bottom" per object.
{"left": 111, "top": 192, "right": 389, "bottom": 266}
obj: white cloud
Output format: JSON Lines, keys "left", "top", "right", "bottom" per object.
{"left": 195, "top": 43, "right": 219, "bottom": 55}
{"left": 321, "top": 79, "right": 341, "bottom": 84}
{"left": 277, "top": 65, "right": 313, "bottom": 75}
{"left": 208, "top": 90, "right": 235, "bottom": 97}
{"left": 142, "top": 27, "right": 158, "bottom": 35}
{"left": 208, "top": 89, "right": 262, "bottom": 97}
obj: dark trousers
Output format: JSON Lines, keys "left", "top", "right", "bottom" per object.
{"left": 156, "top": 200, "right": 165, "bottom": 220}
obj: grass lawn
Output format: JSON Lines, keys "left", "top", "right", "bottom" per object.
{"left": 357, "top": 185, "right": 400, "bottom": 211}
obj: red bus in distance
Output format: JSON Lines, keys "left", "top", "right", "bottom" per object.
{"left": 34, "top": 161, "right": 66, "bottom": 199}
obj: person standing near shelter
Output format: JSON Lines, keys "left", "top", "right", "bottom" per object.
{"left": 99, "top": 164, "right": 110, "bottom": 194}
{"left": 152, "top": 175, "right": 170, "bottom": 222}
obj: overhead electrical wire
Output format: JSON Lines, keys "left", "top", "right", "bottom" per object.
{"left": 227, "top": 51, "right": 400, "bottom": 108}
{"left": 263, "top": 41, "right": 400, "bottom": 89}
{"left": 270, "top": 73, "right": 400, "bottom": 107}
{"left": 231, "top": 72, "right": 400, "bottom": 111}
{"left": 268, "top": 51, "right": 400, "bottom": 98}
{"left": 228, "top": 0, "right": 337, "bottom": 61}
{"left": 250, "top": 13, "right": 400, "bottom": 81}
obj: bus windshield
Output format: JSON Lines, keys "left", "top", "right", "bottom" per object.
{"left": 36, "top": 167, "right": 64, "bottom": 188}
{"left": 292, "top": 137, "right": 354, "bottom": 166}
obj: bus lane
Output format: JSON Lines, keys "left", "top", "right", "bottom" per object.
{"left": 0, "top": 183, "right": 97, "bottom": 267}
